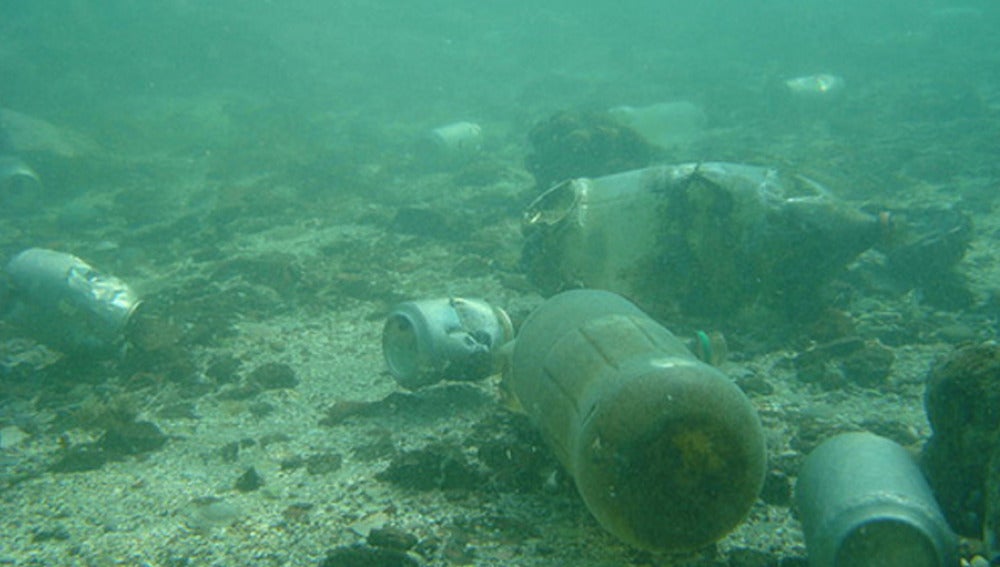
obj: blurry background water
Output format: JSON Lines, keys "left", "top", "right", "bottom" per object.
{"left": 3, "top": 0, "right": 997, "bottom": 170}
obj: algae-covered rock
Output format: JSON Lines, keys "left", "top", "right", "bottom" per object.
{"left": 525, "top": 110, "right": 658, "bottom": 191}
{"left": 922, "top": 342, "right": 1000, "bottom": 537}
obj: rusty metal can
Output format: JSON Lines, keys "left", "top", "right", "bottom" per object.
{"left": 3, "top": 248, "right": 141, "bottom": 357}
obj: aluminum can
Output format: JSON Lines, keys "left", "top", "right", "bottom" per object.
{"left": 0, "top": 155, "right": 41, "bottom": 215}
{"left": 3, "top": 248, "right": 141, "bottom": 356}
{"left": 796, "top": 432, "right": 957, "bottom": 567}
{"left": 785, "top": 73, "right": 845, "bottom": 96}
{"left": 427, "top": 121, "right": 482, "bottom": 155}
{"left": 382, "top": 297, "right": 513, "bottom": 390}
{"left": 607, "top": 100, "right": 706, "bottom": 149}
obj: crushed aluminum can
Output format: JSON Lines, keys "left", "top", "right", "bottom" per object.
{"left": 382, "top": 297, "right": 513, "bottom": 390}
{"left": 2, "top": 248, "right": 142, "bottom": 357}
{"left": 521, "top": 163, "right": 880, "bottom": 326}
{"left": 784, "top": 73, "right": 845, "bottom": 96}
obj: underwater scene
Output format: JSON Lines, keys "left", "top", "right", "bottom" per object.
{"left": 1, "top": 1, "right": 999, "bottom": 565}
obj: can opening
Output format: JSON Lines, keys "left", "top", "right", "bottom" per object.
{"left": 382, "top": 313, "right": 421, "bottom": 383}
{"left": 0, "top": 166, "right": 42, "bottom": 214}
{"left": 522, "top": 178, "right": 582, "bottom": 227}
{"left": 836, "top": 518, "right": 938, "bottom": 567}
